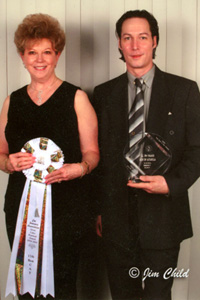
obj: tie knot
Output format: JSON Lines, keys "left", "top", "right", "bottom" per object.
{"left": 134, "top": 78, "right": 143, "bottom": 88}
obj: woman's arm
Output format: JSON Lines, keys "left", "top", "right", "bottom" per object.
{"left": 45, "top": 89, "right": 100, "bottom": 184}
{"left": 0, "top": 96, "right": 35, "bottom": 174}
{"left": 75, "top": 89, "right": 99, "bottom": 173}
{"left": 0, "top": 96, "right": 12, "bottom": 173}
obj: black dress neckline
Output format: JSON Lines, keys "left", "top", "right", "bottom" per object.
{"left": 25, "top": 81, "right": 65, "bottom": 107}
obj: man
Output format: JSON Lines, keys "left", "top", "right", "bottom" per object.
{"left": 93, "top": 10, "right": 200, "bottom": 300}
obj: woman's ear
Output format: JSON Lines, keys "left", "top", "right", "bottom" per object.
{"left": 19, "top": 52, "right": 25, "bottom": 62}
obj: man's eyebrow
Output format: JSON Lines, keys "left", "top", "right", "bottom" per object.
{"left": 122, "top": 32, "right": 150, "bottom": 36}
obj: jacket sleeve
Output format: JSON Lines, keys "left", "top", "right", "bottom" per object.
{"left": 164, "top": 81, "right": 200, "bottom": 197}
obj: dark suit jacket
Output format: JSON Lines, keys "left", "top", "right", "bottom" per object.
{"left": 93, "top": 66, "right": 200, "bottom": 250}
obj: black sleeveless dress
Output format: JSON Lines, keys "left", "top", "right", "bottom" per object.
{"left": 4, "top": 81, "right": 95, "bottom": 299}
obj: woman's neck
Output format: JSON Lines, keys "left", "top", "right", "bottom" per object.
{"left": 29, "top": 76, "right": 58, "bottom": 92}
{"left": 27, "top": 76, "right": 62, "bottom": 106}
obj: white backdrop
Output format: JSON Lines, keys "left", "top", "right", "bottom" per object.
{"left": 0, "top": 1, "right": 200, "bottom": 300}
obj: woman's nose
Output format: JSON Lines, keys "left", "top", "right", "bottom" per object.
{"left": 36, "top": 53, "right": 44, "bottom": 62}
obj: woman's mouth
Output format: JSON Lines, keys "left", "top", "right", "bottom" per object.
{"left": 34, "top": 66, "right": 47, "bottom": 70}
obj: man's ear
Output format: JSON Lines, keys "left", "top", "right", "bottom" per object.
{"left": 152, "top": 36, "right": 157, "bottom": 49}
{"left": 118, "top": 38, "right": 122, "bottom": 50}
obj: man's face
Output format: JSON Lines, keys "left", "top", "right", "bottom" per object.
{"left": 118, "top": 17, "right": 157, "bottom": 77}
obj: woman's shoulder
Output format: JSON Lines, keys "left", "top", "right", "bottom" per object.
{"left": 62, "top": 81, "right": 81, "bottom": 92}
{"left": 10, "top": 85, "right": 28, "bottom": 100}
{"left": 58, "top": 81, "right": 83, "bottom": 104}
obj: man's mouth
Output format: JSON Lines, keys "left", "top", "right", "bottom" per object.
{"left": 131, "top": 54, "right": 142, "bottom": 59}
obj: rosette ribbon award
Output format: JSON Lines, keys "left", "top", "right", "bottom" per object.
{"left": 6, "top": 137, "right": 64, "bottom": 298}
{"left": 124, "top": 132, "right": 172, "bottom": 182}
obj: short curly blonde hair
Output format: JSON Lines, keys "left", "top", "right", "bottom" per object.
{"left": 14, "top": 13, "right": 66, "bottom": 54}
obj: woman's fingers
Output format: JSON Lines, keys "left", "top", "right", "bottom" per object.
{"left": 45, "top": 164, "right": 82, "bottom": 184}
{"left": 8, "top": 152, "right": 36, "bottom": 171}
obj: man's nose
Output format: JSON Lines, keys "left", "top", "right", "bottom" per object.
{"left": 131, "top": 38, "right": 139, "bottom": 50}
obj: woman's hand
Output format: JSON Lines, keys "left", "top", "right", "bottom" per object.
{"left": 45, "top": 163, "right": 84, "bottom": 185}
{"left": 7, "top": 152, "right": 36, "bottom": 173}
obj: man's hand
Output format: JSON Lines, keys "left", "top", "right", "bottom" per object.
{"left": 127, "top": 175, "right": 169, "bottom": 195}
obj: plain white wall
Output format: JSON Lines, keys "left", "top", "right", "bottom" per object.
{"left": 1, "top": 1, "right": 200, "bottom": 300}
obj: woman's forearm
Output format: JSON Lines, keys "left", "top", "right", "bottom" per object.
{"left": 0, "top": 153, "right": 13, "bottom": 174}
{"left": 81, "top": 150, "right": 100, "bottom": 176}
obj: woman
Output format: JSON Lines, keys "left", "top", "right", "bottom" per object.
{"left": 0, "top": 13, "right": 99, "bottom": 299}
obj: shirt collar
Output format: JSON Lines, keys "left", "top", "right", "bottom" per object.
{"left": 127, "top": 64, "right": 155, "bottom": 89}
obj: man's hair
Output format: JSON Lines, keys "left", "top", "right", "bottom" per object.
{"left": 14, "top": 13, "right": 66, "bottom": 54}
{"left": 116, "top": 10, "right": 159, "bottom": 60}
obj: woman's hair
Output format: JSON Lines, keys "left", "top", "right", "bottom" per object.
{"left": 14, "top": 13, "right": 66, "bottom": 54}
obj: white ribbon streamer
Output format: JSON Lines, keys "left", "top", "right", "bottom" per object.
{"left": 5, "top": 137, "right": 63, "bottom": 298}
{"left": 6, "top": 179, "right": 30, "bottom": 297}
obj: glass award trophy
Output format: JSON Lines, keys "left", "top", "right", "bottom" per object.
{"left": 124, "top": 132, "right": 172, "bottom": 182}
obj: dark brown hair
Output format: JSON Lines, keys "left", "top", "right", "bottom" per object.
{"left": 116, "top": 10, "right": 159, "bottom": 60}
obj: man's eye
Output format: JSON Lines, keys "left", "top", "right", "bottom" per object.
{"left": 140, "top": 36, "right": 147, "bottom": 40}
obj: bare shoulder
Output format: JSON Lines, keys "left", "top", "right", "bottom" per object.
{"left": 74, "top": 89, "right": 91, "bottom": 109}
{"left": 0, "top": 95, "right": 10, "bottom": 116}
{"left": 0, "top": 95, "right": 10, "bottom": 151}
{"left": 75, "top": 89, "right": 89, "bottom": 101}
{"left": 74, "top": 89, "right": 96, "bottom": 121}
{"left": 3, "top": 95, "right": 10, "bottom": 106}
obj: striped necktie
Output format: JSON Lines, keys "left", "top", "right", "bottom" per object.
{"left": 129, "top": 78, "right": 145, "bottom": 148}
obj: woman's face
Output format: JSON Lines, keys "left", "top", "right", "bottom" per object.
{"left": 20, "top": 38, "right": 61, "bottom": 82}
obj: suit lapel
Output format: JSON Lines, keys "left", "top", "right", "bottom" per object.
{"left": 108, "top": 68, "right": 174, "bottom": 148}
{"left": 147, "top": 67, "right": 172, "bottom": 137}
